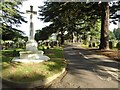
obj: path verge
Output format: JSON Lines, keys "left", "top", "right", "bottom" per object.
{"left": 2, "top": 67, "right": 67, "bottom": 88}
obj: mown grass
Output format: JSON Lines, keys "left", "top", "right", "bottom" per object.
{"left": 94, "top": 49, "right": 120, "bottom": 61}
{"left": 2, "top": 47, "right": 66, "bottom": 82}
{"left": 80, "top": 44, "right": 120, "bottom": 61}
{"left": 1, "top": 49, "right": 24, "bottom": 62}
{"left": 45, "top": 47, "right": 64, "bottom": 58}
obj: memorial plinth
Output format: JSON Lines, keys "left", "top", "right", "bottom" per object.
{"left": 12, "top": 6, "right": 50, "bottom": 63}
{"left": 12, "top": 39, "right": 50, "bottom": 63}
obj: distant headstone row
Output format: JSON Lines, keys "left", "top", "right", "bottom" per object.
{"left": 65, "top": 39, "right": 120, "bottom": 50}
{"left": 38, "top": 40, "right": 60, "bottom": 48}
{"left": 2, "top": 40, "right": 26, "bottom": 50}
{"left": 1, "top": 39, "right": 61, "bottom": 50}
{"left": 2, "top": 39, "right": 120, "bottom": 50}
{"left": 116, "top": 41, "right": 120, "bottom": 50}
{"left": 108, "top": 40, "right": 120, "bottom": 50}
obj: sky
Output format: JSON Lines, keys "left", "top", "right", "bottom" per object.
{"left": 17, "top": 0, "right": 51, "bottom": 36}
{"left": 17, "top": 0, "right": 119, "bottom": 36}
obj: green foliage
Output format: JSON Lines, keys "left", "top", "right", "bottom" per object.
{"left": 1, "top": 49, "right": 24, "bottom": 62}
{"left": 0, "top": 1, "right": 27, "bottom": 40}
{"left": 113, "top": 28, "right": 120, "bottom": 40}
{"left": 35, "top": 28, "right": 53, "bottom": 42}
{"left": 46, "top": 47, "right": 64, "bottom": 58}
{"left": 39, "top": 2, "right": 101, "bottom": 43}
{"left": 39, "top": 1, "right": 119, "bottom": 49}
{"left": 1, "top": 1, "right": 27, "bottom": 25}
{"left": 2, "top": 27, "right": 25, "bottom": 40}
{"left": 109, "top": 30, "right": 116, "bottom": 40}
{"left": 110, "top": 1, "right": 120, "bottom": 24}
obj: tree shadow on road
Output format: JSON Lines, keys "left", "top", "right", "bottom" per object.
{"left": 66, "top": 47, "right": 120, "bottom": 83}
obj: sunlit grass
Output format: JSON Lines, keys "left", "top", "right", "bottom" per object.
{"left": 95, "top": 49, "right": 120, "bottom": 61}
{"left": 1, "top": 49, "right": 24, "bottom": 62}
{"left": 2, "top": 47, "right": 66, "bottom": 82}
{"left": 80, "top": 44, "right": 89, "bottom": 48}
{"left": 45, "top": 47, "right": 64, "bottom": 58}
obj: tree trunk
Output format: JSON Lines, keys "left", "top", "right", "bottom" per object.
{"left": 70, "top": 31, "right": 73, "bottom": 43}
{"left": 76, "top": 32, "right": 79, "bottom": 42}
{"left": 99, "top": 2, "right": 109, "bottom": 50}
{"left": 60, "top": 30, "right": 64, "bottom": 45}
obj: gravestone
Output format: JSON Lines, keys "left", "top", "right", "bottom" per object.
{"left": 56, "top": 40, "right": 59, "bottom": 47}
{"left": 89, "top": 43, "right": 92, "bottom": 47}
{"left": 116, "top": 41, "right": 120, "bottom": 50}
{"left": 109, "top": 41, "right": 113, "bottom": 49}
{"left": 1, "top": 40, "right": 4, "bottom": 50}
{"left": 53, "top": 41, "right": 57, "bottom": 46}
{"left": 46, "top": 41, "right": 50, "bottom": 49}
{"left": 38, "top": 40, "right": 42, "bottom": 46}
{"left": 50, "top": 41, "right": 54, "bottom": 48}
{"left": 92, "top": 42, "right": 95, "bottom": 47}
{"left": 4, "top": 41, "right": 14, "bottom": 49}
{"left": 17, "top": 38, "right": 25, "bottom": 48}
{"left": 44, "top": 40, "right": 49, "bottom": 46}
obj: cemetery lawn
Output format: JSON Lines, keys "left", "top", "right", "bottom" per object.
{"left": 79, "top": 44, "right": 120, "bottom": 62}
{"left": 2, "top": 47, "right": 66, "bottom": 82}
{"left": 94, "top": 49, "right": 120, "bottom": 62}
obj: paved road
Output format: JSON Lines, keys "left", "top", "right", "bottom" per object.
{"left": 49, "top": 44, "right": 120, "bottom": 88}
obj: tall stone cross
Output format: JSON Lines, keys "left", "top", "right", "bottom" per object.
{"left": 26, "top": 6, "right": 37, "bottom": 40}
{"left": 118, "top": 10, "right": 120, "bottom": 28}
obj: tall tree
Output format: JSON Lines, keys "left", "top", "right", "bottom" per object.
{"left": 39, "top": 1, "right": 119, "bottom": 50}
{"left": 0, "top": 0, "right": 27, "bottom": 40}
{"left": 99, "top": 2, "right": 110, "bottom": 50}
{"left": 99, "top": 1, "right": 120, "bottom": 50}
{"left": 39, "top": 2, "right": 99, "bottom": 44}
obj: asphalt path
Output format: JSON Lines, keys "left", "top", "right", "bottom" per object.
{"left": 49, "top": 44, "right": 120, "bottom": 88}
